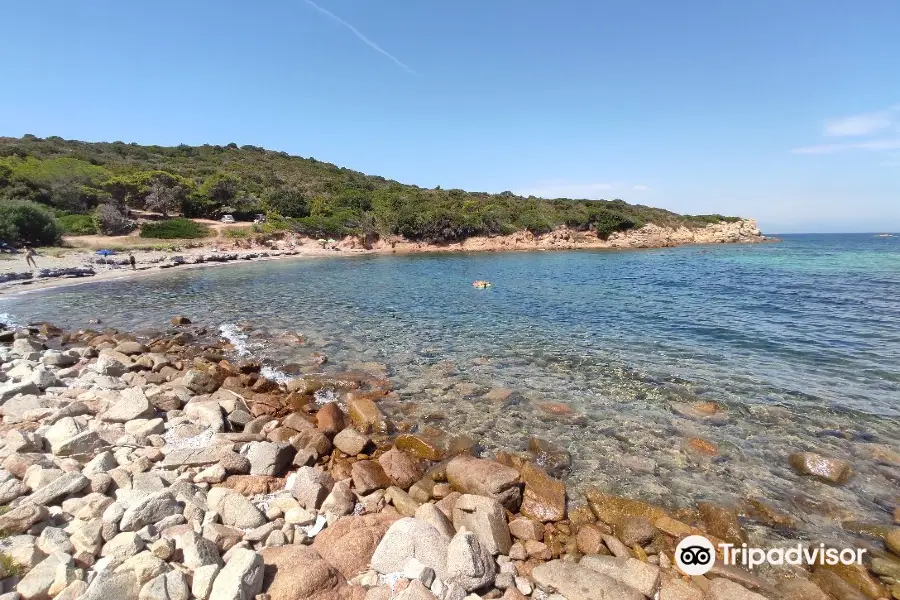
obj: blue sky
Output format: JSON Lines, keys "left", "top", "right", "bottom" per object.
{"left": 2, "top": 0, "right": 898, "bottom": 232}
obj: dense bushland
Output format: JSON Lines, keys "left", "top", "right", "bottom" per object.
{"left": 0, "top": 135, "right": 740, "bottom": 244}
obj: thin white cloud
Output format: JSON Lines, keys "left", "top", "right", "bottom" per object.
{"left": 791, "top": 144, "right": 845, "bottom": 155}
{"left": 794, "top": 104, "right": 900, "bottom": 156}
{"left": 855, "top": 138, "right": 900, "bottom": 151}
{"left": 303, "top": 0, "right": 415, "bottom": 75}
{"left": 792, "top": 138, "right": 900, "bottom": 155}
{"left": 632, "top": 184, "right": 651, "bottom": 192}
{"left": 825, "top": 110, "right": 893, "bottom": 137}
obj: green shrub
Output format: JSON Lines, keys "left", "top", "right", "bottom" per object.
{"left": 0, "top": 199, "right": 61, "bottom": 245}
{"left": 140, "top": 218, "right": 211, "bottom": 239}
{"left": 56, "top": 213, "right": 97, "bottom": 235}
{"left": 0, "top": 552, "right": 23, "bottom": 577}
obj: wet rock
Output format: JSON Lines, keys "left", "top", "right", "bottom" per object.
{"left": 446, "top": 456, "right": 521, "bottom": 510}
{"left": 706, "top": 578, "right": 767, "bottom": 600}
{"left": 348, "top": 397, "right": 385, "bottom": 433}
{"left": 775, "top": 577, "right": 830, "bottom": 600}
{"left": 207, "top": 488, "right": 266, "bottom": 529}
{"left": 697, "top": 503, "right": 746, "bottom": 546}
{"left": 532, "top": 559, "right": 643, "bottom": 600}
{"left": 887, "top": 528, "right": 900, "bottom": 555}
{"left": 315, "top": 511, "right": 401, "bottom": 580}
{"left": 658, "top": 573, "right": 703, "bottom": 600}
{"left": 245, "top": 441, "right": 294, "bottom": 476}
{"left": 520, "top": 463, "right": 565, "bottom": 522}
{"left": 810, "top": 570, "right": 869, "bottom": 600}
{"left": 614, "top": 516, "right": 656, "bottom": 547}
{"left": 395, "top": 433, "right": 447, "bottom": 461}
{"left": 352, "top": 461, "right": 392, "bottom": 495}
{"left": 789, "top": 452, "right": 853, "bottom": 485}
{"left": 670, "top": 401, "right": 729, "bottom": 424}
{"left": 526, "top": 438, "right": 572, "bottom": 478}
{"left": 580, "top": 556, "right": 659, "bottom": 597}
{"left": 334, "top": 428, "right": 371, "bottom": 456}
{"left": 452, "top": 494, "right": 512, "bottom": 555}
{"left": 815, "top": 562, "right": 888, "bottom": 599}
{"left": 209, "top": 548, "right": 264, "bottom": 600}
{"left": 585, "top": 489, "right": 667, "bottom": 527}
{"left": 446, "top": 529, "right": 495, "bottom": 592}
{"left": 685, "top": 437, "right": 719, "bottom": 456}
{"left": 291, "top": 466, "right": 335, "bottom": 510}
{"left": 370, "top": 516, "right": 450, "bottom": 580}
{"left": 170, "top": 316, "right": 191, "bottom": 326}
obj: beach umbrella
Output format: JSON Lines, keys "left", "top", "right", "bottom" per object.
{"left": 326, "top": 238, "right": 336, "bottom": 244}
{"left": 95, "top": 249, "right": 115, "bottom": 264}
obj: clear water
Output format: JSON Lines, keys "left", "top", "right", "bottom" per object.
{"left": 3, "top": 234, "right": 899, "bottom": 544}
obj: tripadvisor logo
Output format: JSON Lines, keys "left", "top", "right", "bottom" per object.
{"left": 675, "top": 535, "right": 866, "bottom": 575}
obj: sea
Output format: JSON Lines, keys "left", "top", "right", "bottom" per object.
{"left": 3, "top": 233, "right": 899, "bottom": 545}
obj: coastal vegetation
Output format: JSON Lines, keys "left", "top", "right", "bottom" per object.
{"left": 0, "top": 135, "right": 740, "bottom": 245}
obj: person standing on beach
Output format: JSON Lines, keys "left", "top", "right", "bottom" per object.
{"left": 129, "top": 252, "right": 136, "bottom": 270}
{"left": 24, "top": 246, "right": 37, "bottom": 269}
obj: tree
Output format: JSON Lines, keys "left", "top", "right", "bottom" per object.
{"left": 93, "top": 203, "right": 135, "bottom": 235}
{"left": 145, "top": 178, "right": 183, "bottom": 217}
{"left": 0, "top": 199, "right": 61, "bottom": 245}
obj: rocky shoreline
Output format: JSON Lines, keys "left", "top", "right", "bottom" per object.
{"left": 0, "top": 319, "right": 896, "bottom": 600}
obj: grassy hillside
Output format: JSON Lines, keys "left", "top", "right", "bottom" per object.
{"left": 0, "top": 135, "right": 739, "bottom": 245}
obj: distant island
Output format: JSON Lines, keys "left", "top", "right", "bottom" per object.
{"left": 0, "top": 135, "right": 763, "bottom": 250}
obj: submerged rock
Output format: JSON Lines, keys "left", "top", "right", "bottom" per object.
{"left": 789, "top": 452, "right": 853, "bottom": 485}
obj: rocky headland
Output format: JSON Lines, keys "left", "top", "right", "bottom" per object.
{"left": 0, "top": 317, "right": 895, "bottom": 600}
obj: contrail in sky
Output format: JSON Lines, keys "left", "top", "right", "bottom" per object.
{"left": 303, "top": 0, "right": 416, "bottom": 75}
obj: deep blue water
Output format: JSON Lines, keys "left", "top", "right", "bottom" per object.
{"left": 3, "top": 233, "right": 899, "bottom": 542}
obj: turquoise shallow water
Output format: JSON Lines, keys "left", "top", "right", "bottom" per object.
{"left": 3, "top": 233, "right": 899, "bottom": 543}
